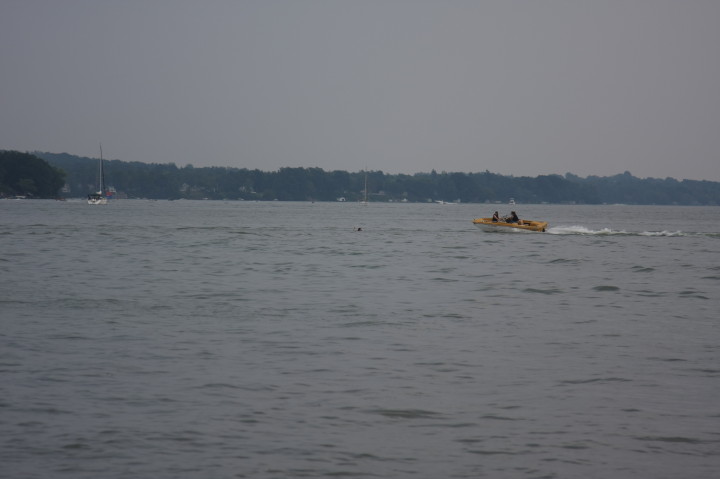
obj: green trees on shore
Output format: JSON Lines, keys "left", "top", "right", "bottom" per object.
{"left": 0, "top": 151, "right": 66, "bottom": 198}
{"left": 3, "top": 150, "right": 719, "bottom": 204}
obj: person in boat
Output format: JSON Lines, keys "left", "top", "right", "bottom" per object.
{"left": 492, "top": 211, "right": 500, "bottom": 222}
{"left": 507, "top": 211, "right": 521, "bottom": 224}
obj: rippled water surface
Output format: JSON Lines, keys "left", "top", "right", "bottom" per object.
{"left": 2, "top": 200, "right": 719, "bottom": 478}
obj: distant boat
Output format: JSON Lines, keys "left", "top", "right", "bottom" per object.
{"left": 87, "top": 145, "right": 108, "bottom": 205}
{"left": 360, "top": 170, "right": 368, "bottom": 205}
{"left": 509, "top": 197, "right": 516, "bottom": 205}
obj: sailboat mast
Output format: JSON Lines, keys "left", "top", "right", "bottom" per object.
{"left": 364, "top": 171, "right": 367, "bottom": 203}
{"left": 99, "top": 144, "right": 105, "bottom": 194}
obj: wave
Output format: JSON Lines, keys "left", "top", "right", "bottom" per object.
{"left": 547, "top": 225, "right": 687, "bottom": 237}
{"left": 639, "top": 230, "right": 686, "bottom": 237}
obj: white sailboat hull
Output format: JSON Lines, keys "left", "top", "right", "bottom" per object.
{"left": 87, "top": 195, "right": 107, "bottom": 205}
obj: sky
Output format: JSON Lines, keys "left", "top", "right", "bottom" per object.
{"left": 1, "top": 1, "right": 719, "bottom": 181}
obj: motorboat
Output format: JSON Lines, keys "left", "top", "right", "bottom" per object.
{"left": 473, "top": 217, "right": 548, "bottom": 232}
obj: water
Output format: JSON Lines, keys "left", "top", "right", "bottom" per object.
{"left": 2, "top": 200, "right": 719, "bottom": 478}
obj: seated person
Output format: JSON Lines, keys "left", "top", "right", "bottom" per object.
{"left": 507, "top": 211, "right": 520, "bottom": 224}
{"left": 492, "top": 211, "right": 500, "bottom": 222}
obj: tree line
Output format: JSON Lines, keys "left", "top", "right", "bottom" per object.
{"left": 2, "top": 150, "right": 719, "bottom": 205}
{"left": 0, "top": 151, "right": 66, "bottom": 198}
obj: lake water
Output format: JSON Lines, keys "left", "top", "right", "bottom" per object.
{"left": 1, "top": 200, "right": 719, "bottom": 478}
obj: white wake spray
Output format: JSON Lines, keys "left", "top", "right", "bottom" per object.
{"left": 546, "top": 226, "right": 686, "bottom": 236}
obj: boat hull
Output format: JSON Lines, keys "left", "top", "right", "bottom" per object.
{"left": 472, "top": 218, "right": 547, "bottom": 232}
{"left": 87, "top": 193, "right": 107, "bottom": 205}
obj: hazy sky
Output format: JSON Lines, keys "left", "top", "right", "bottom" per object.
{"left": 2, "top": 1, "right": 719, "bottom": 180}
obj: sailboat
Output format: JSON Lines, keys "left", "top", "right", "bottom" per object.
{"left": 359, "top": 170, "right": 368, "bottom": 205}
{"left": 87, "top": 145, "right": 108, "bottom": 205}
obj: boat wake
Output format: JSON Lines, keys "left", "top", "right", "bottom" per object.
{"left": 546, "top": 225, "right": 687, "bottom": 237}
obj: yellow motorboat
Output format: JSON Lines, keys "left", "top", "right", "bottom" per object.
{"left": 472, "top": 217, "right": 548, "bottom": 232}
